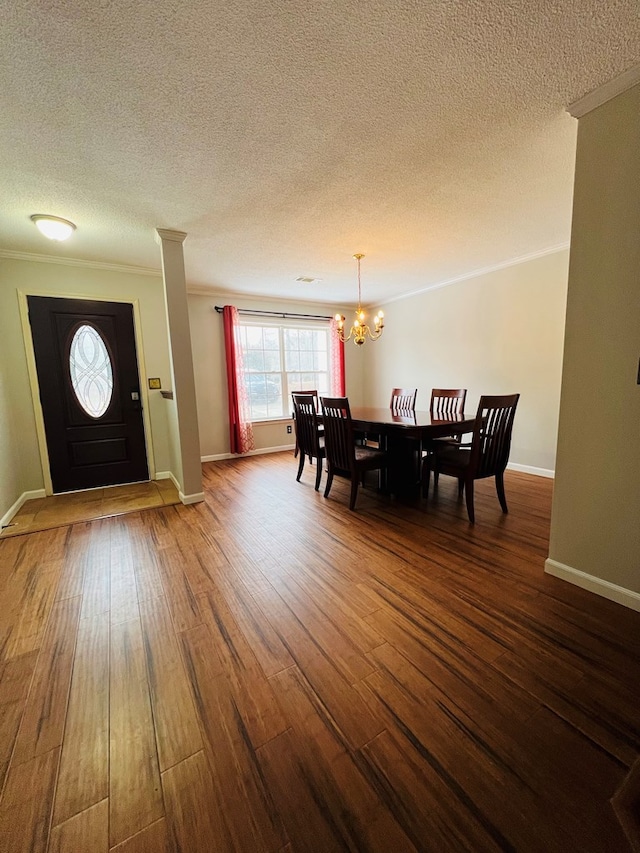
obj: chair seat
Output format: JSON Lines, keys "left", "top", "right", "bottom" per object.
{"left": 355, "top": 446, "right": 386, "bottom": 464}
{"left": 433, "top": 445, "right": 471, "bottom": 470}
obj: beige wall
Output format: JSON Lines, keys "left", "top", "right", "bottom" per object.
{"left": 548, "top": 84, "right": 640, "bottom": 603}
{"left": 0, "top": 322, "right": 26, "bottom": 517}
{"left": 188, "top": 293, "right": 364, "bottom": 458}
{"left": 0, "top": 257, "right": 175, "bottom": 517}
{"left": 362, "top": 250, "right": 569, "bottom": 473}
{"left": 190, "top": 252, "right": 568, "bottom": 471}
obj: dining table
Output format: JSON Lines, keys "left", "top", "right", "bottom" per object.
{"left": 349, "top": 407, "right": 479, "bottom": 497}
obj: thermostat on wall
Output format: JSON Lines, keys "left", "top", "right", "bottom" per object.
{"left": 148, "top": 378, "right": 161, "bottom": 389}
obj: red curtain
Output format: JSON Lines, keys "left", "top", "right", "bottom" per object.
{"left": 329, "top": 317, "right": 346, "bottom": 395}
{"left": 223, "top": 305, "right": 255, "bottom": 454}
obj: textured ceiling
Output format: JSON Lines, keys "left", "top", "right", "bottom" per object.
{"left": 1, "top": 0, "right": 639, "bottom": 304}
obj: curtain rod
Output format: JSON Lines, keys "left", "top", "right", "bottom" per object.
{"left": 214, "top": 306, "right": 332, "bottom": 321}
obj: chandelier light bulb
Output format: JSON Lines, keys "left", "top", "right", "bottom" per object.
{"left": 30, "top": 214, "right": 77, "bottom": 241}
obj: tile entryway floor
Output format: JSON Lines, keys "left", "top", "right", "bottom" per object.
{"left": 0, "top": 480, "right": 180, "bottom": 538}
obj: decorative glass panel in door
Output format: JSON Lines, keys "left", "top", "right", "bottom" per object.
{"left": 69, "top": 323, "right": 114, "bottom": 418}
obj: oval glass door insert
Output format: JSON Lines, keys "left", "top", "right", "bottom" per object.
{"left": 69, "top": 324, "right": 114, "bottom": 418}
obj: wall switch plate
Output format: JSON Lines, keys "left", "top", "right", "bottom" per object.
{"left": 287, "top": 425, "right": 292, "bottom": 434}
{"left": 148, "top": 377, "right": 161, "bottom": 389}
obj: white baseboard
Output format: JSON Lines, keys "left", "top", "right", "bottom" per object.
{"left": 179, "top": 491, "right": 205, "bottom": 505}
{"left": 202, "top": 444, "right": 295, "bottom": 462}
{"left": 155, "top": 470, "right": 181, "bottom": 491}
{"left": 545, "top": 559, "right": 640, "bottom": 613}
{"left": 508, "top": 463, "right": 554, "bottom": 478}
{"left": 156, "top": 470, "right": 203, "bottom": 505}
{"left": 1, "top": 488, "right": 46, "bottom": 529}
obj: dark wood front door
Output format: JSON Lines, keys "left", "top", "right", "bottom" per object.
{"left": 28, "top": 296, "right": 149, "bottom": 493}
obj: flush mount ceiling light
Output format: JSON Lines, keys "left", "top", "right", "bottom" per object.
{"left": 30, "top": 214, "right": 77, "bottom": 241}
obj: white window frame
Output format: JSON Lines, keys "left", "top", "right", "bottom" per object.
{"left": 237, "top": 318, "right": 331, "bottom": 421}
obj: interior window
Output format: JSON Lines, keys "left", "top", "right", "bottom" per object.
{"left": 237, "top": 322, "right": 330, "bottom": 420}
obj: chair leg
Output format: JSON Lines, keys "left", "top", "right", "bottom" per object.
{"left": 296, "top": 452, "right": 305, "bottom": 482}
{"left": 324, "top": 467, "right": 334, "bottom": 498}
{"left": 464, "top": 478, "right": 475, "bottom": 523}
{"left": 458, "top": 478, "right": 464, "bottom": 498}
{"left": 496, "top": 471, "right": 508, "bottom": 513}
{"left": 422, "top": 456, "right": 431, "bottom": 499}
{"left": 314, "top": 458, "right": 323, "bottom": 491}
{"left": 349, "top": 476, "right": 359, "bottom": 510}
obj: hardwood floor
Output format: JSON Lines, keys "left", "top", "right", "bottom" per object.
{"left": 0, "top": 480, "right": 180, "bottom": 539}
{"left": 1, "top": 453, "right": 639, "bottom": 852}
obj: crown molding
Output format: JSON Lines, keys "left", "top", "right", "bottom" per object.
{"left": 567, "top": 64, "right": 640, "bottom": 118}
{"left": 0, "top": 249, "right": 161, "bottom": 277}
{"left": 2, "top": 243, "right": 571, "bottom": 306}
{"left": 382, "top": 243, "right": 570, "bottom": 306}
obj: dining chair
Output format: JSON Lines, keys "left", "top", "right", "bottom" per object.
{"left": 428, "top": 387, "right": 468, "bottom": 449}
{"left": 291, "top": 389, "right": 318, "bottom": 458}
{"left": 363, "top": 387, "right": 418, "bottom": 448}
{"left": 292, "top": 393, "right": 325, "bottom": 490}
{"left": 422, "top": 393, "right": 520, "bottom": 523}
{"left": 320, "top": 396, "right": 388, "bottom": 510}
{"left": 430, "top": 388, "right": 466, "bottom": 417}
{"left": 390, "top": 388, "right": 417, "bottom": 411}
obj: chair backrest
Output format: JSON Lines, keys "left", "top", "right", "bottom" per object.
{"left": 469, "top": 394, "right": 520, "bottom": 478}
{"left": 390, "top": 388, "right": 417, "bottom": 411}
{"left": 430, "top": 388, "right": 467, "bottom": 417}
{"left": 291, "top": 389, "right": 318, "bottom": 410}
{"left": 320, "top": 396, "right": 356, "bottom": 473}
{"left": 292, "top": 393, "right": 322, "bottom": 457}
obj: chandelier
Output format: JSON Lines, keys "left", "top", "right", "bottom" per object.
{"left": 334, "top": 253, "right": 384, "bottom": 346}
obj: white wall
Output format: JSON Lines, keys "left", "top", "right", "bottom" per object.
{"left": 0, "top": 257, "right": 174, "bottom": 516}
{"left": 362, "top": 250, "right": 570, "bottom": 473}
{"left": 188, "top": 292, "right": 364, "bottom": 458}
{"left": 547, "top": 83, "right": 640, "bottom": 605}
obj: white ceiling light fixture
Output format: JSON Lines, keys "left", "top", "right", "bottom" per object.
{"left": 30, "top": 214, "right": 77, "bottom": 241}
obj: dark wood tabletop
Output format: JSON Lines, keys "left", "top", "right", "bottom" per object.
{"left": 348, "top": 407, "right": 478, "bottom": 439}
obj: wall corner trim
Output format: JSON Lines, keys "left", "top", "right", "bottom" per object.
{"left": 179, "top": 491, "right": 205, "bottom": 505}
{"left": 1, "top": 489, "right": 46, "bottom": 529}
{"left": 545, "top": 558, "right": 640, "bottom": 613}
{"left": 155, "top": 471, "right": 203, "bottom": 505}
{"left": 567, "top": 64, "right": 640, "bottom": 118}
{"left": 155, "top": 471, "right": 180, "bottom": 490}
